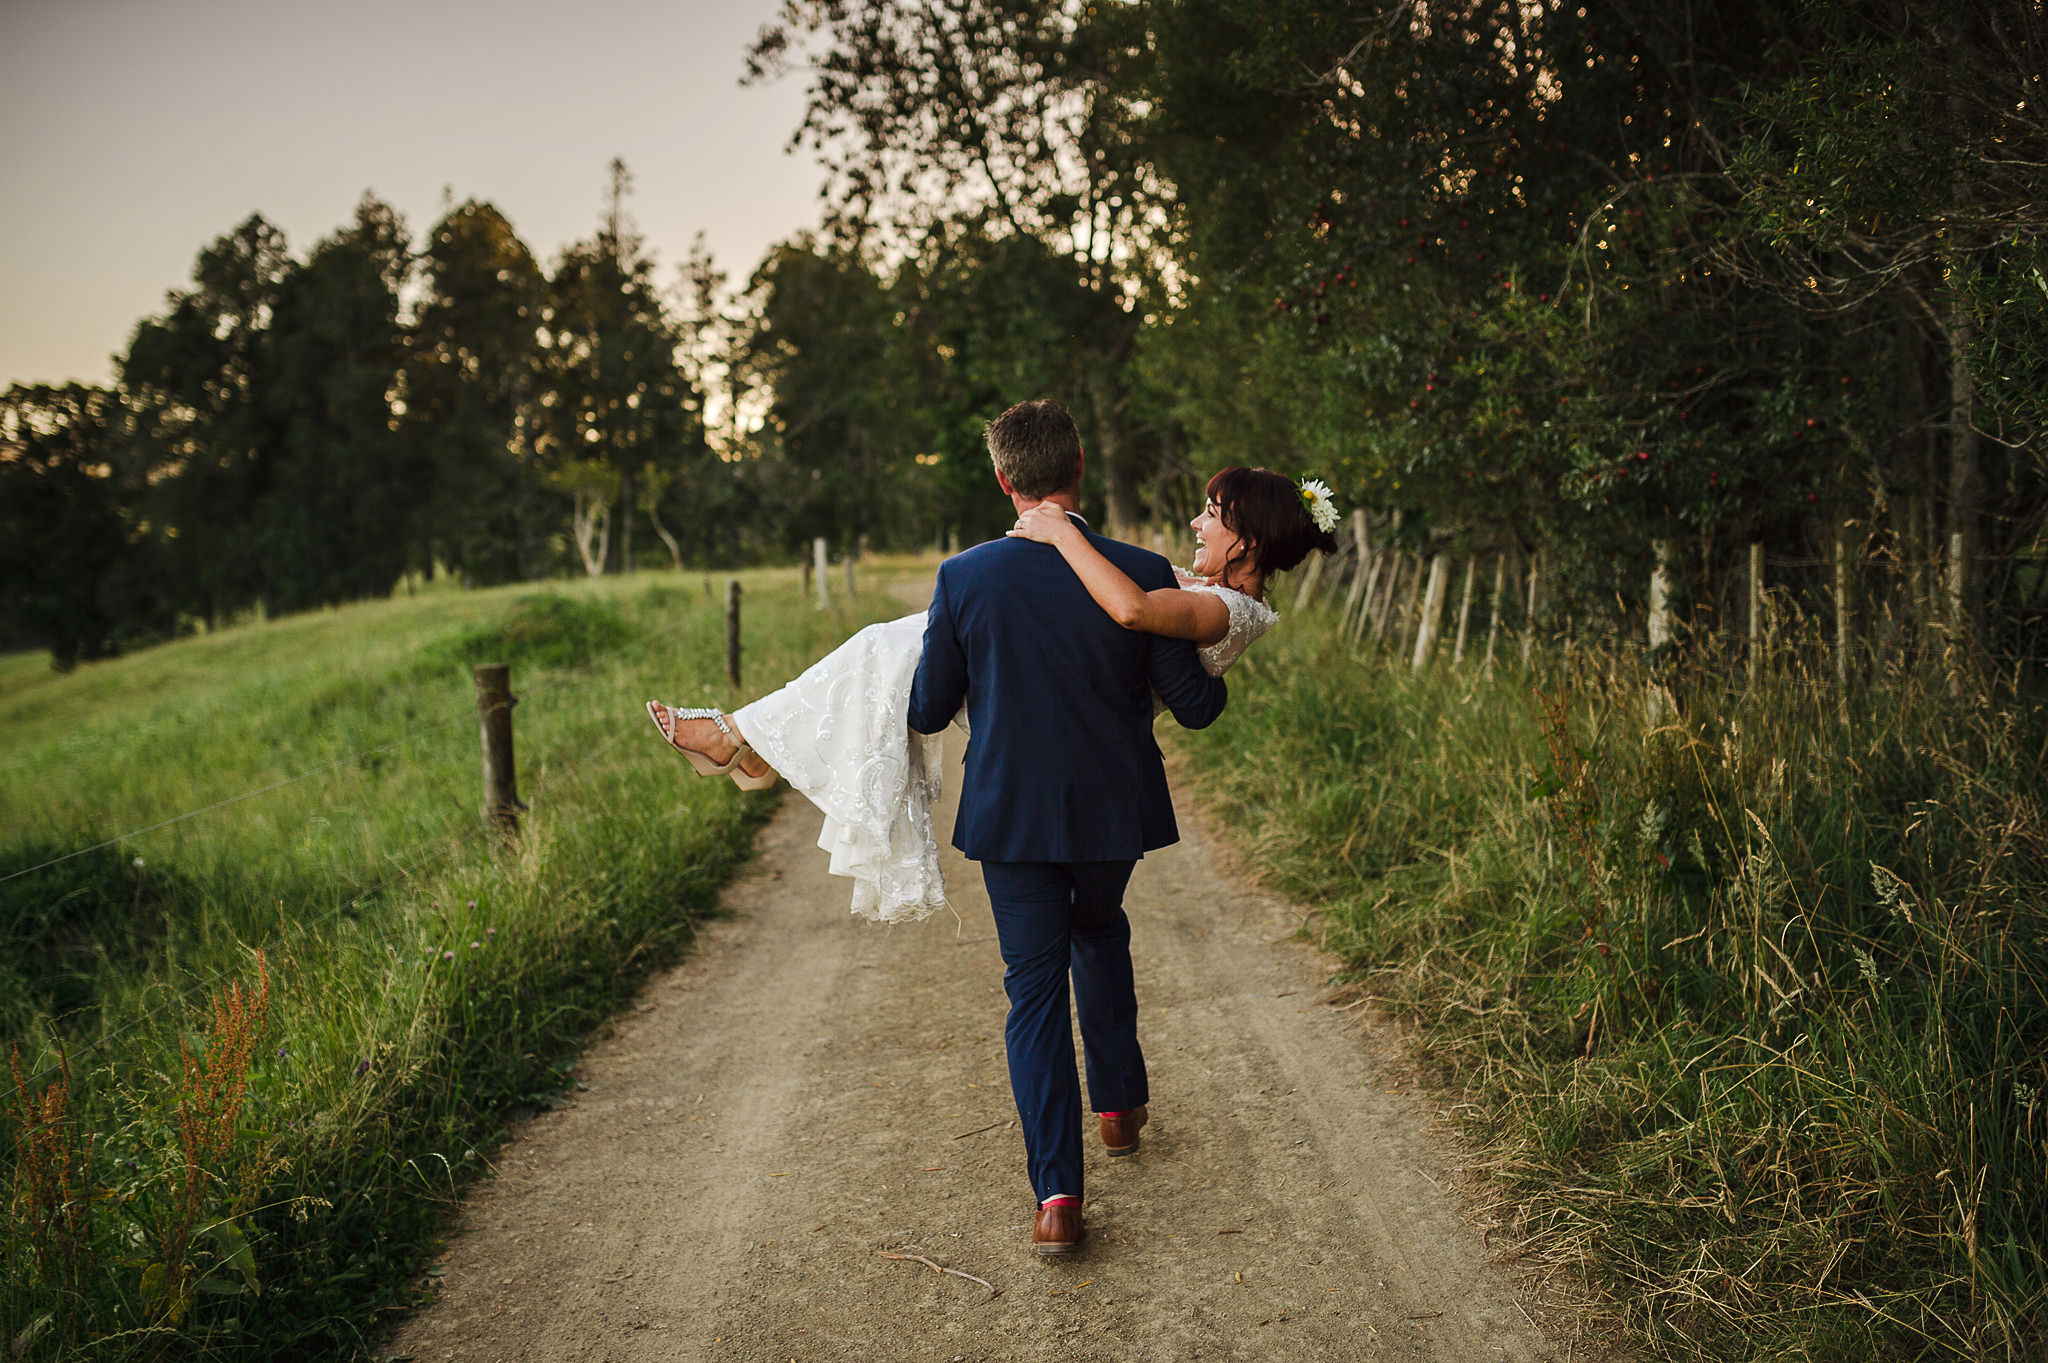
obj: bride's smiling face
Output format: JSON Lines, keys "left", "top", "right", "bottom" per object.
{"left": 1189, "top": 499, "right": 1248, "bottom": 580}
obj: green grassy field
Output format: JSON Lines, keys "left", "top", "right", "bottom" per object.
{"left": 1, "top": 564, "right": 918, "bottom": 1358}
{"left": 1175, "top": 605, "right": 2048, "bottom": 1360}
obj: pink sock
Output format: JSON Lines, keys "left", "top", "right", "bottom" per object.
{"left": 1041, "top": 1194, "right": 1079, "bottom": 1208}
{"left": 1099, "top": 1110, "right": 1129, "bottom": 1118}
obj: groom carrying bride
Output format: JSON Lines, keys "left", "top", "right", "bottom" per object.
{"left": 907, "top": 399, "right": 1229, "bottom": 1255}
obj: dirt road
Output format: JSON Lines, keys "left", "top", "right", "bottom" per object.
{"left": 391, "top": 762, "right": 1556, "bottom": 1359}
{"left": 392, "top": 579, "right": 1557, "bottom": 1361}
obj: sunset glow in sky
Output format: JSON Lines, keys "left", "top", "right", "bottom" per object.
{"left": 0, "top": 0, "right": 825, "bottom": 389}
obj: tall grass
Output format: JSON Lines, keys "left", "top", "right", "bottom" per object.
{"left": 1, "top": 566, "right": 915, "bottom": 1358}
{"left": 1177, "top": 609, "right": 2047, "bottom": 1359}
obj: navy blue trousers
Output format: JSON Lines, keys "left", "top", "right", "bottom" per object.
{"left": 980, "top": 860, "right": 1150, "bottom": 1203}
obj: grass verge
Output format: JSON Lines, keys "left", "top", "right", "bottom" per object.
{"left": 1, "top": 565, "right": 916, "bottom": 1358}
{"left": 1175, "top": 607, "right": 2047, "bottom": 1360}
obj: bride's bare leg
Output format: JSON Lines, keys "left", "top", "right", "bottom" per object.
{"left": 656, "top": 706, "right": 776, "bottom": 781}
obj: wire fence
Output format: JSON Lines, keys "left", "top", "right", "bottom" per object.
{"left": 7, "top": 587, "right": 747, "bottom": 1085}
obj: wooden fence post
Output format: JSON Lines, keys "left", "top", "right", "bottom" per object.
{"left": 844, "top": 548, "right": 857, "bottom": 598}
{"left": 725, "top": 578, "right": 742, "bottom": 688}
{"left": 813, "top": 537, "right": 830, "bottom": 610}
{"left": 1293, "top": 549, "right": 1327, "bottom": 611}
{"left": 1648, "top": 538, "right": 1678, "bottom": 653}
{"left": 1367, "top": 554, "right": 1399, "bottom": 651}
{"left": 1350, "top": 551, "right": 1383, "bottom": 643}
{"left": 1341, "top": 511, "right": 1372, "bottom": 630}
{"left": 1412, "top": 553, "right": 1450, "bottom": 669}
{"left": 1483, "top": 554, "right": 1507, "bottom": 671}
{"left": 1520, "top": 550, "right": 1542, "bottom": 665}
{"left": 1452, "top": 557, "right": 1478, "bottom": 664}
{"left": 1380, "top": 554, "right": 1414, "bottom": 654}
{"left": 472, "top": 664, "right": 521, "bottom": 834}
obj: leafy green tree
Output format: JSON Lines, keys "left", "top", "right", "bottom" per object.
{"left": 538, "top": 160, "right": 707, "bottom": 575}
{"left": 257, "top": 194, "right": 415, "bottom": 611}
{"left": 121, "top": 215, "right": 290, "bottom": 626}
{"left": 403, "top": 198, "right": 557, "bottom": 584}
{"left": 739, "top": 238, "right": 918, "bottom": 555}
{"left": 747, "top": 0, "right": 1171, "bottom": 533}
{"left": 1721, "top": 0, "right": 2048, "bottom": 635}
{"left": 0, "top": 385, "right": 169, "bottom": 668}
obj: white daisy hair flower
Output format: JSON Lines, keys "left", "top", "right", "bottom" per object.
{"left": 1298, "top": 478, "right": 1340, "bottom": 534}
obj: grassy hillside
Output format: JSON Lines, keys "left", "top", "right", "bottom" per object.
{"left": 1, "top": 565, "right": 918, "bottom": 1358}
{"left": 1174, "top": 605, "right": 2048, "bottom": 1360}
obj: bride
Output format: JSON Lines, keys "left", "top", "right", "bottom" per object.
{"left": 645, "top": 464, "right": 1340, "bottom": 924}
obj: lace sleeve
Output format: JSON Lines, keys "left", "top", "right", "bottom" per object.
{"left": 1188, "top": 585, "right": 1278, "bottom": 677}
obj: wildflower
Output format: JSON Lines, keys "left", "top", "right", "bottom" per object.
{"left": 355, "top": 1058, "right": 371, "bottom": 1076}
{"left": 467, "top": 900, "right": 477, "bottom": 910}
{"left": 1297, "top": 478, "right": 1341, "bottom": 533}
{"left": 442, "top": 950, "right": 456, "bottom": 961}
{"left": 132, "top": 856, "right": 146, "bottom": 869}
{"left": 486, "top": 927, "right": 497, "bottom": 937}
{"left": 276, "top": 1044, "right": 290, "bottom": 1059}
{"left": 470, "top": 941, "right": 482, "bottom": 950}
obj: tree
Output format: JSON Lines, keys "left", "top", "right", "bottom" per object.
{"left": 747, "top": 0, "right": 1172, "bottom": 533}
{"left": 403, "top": 198, "right": 557, "bottom": 584}
{"left": 537, "top": 160, "right": 707, "bottom": 575}
{"left": 0, "top": 385, "right": 169, "bottom": 668}
{"left": 258, "top": 194, "right": 415, "bottom": 611}
{"left": 121, "top": 215, "right": 291, "bottom": 625}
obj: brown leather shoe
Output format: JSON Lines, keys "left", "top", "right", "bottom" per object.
{"left": 1033, "top": 1202, "right": 1085, "bottom": 1256}
{"left": 1099, "top": 1105, "right": 1149, "bottom": 1157}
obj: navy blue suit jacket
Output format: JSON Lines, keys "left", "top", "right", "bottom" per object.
{"left": 906, "top": 517, "right": 1228, "bottom": 863}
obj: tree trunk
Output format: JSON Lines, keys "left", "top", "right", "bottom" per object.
{"left": 571, "top": 489, "right": 610, "bottom": 578}
{"left": 614, "top": 468, "right": 635, "bottom": 573}
{"left": 1835, "top": 525, "right": 1856, "bottom": 695}
{"left": 1086, "top": 367, "right": 1139, "bottom": 539}
{"left": 647, "top": 500, "right": 685, "bottom": 572}
{"left": 1948, "top": 303, "right": 1980, "bottom": 640}
{"left": 1747, "top": 541, "right": 1765, "bottom": 687}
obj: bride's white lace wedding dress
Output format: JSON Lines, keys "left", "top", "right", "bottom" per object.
{"left": 732, "top": 581, "right": 1279, "bottom": 925}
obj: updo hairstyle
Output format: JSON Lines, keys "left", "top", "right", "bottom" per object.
{"left": 1204, "top": 466, "right": 1340, "bottom": 583}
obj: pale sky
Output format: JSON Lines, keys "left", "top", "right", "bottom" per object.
{"left": 0, "top": 0, "right": 825, "bottom": 389}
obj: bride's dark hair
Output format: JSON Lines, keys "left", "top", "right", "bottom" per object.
{"left": 1205, "top": 466, "right": 1340, "bottom": 583}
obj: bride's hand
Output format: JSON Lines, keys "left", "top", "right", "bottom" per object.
{"left": 1007, "top": 503, "right": 1078, "bottom": 544}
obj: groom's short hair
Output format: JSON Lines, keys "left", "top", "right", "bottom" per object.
{"left": 985, "top": 400, "right": 1082, "bottom": 498}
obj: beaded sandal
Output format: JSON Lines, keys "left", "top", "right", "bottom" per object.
{"left": 645, "top": 702, "right": 776, "bottom": 791}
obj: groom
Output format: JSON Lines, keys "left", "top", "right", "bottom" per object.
{"left": 907, "top": 398, "right": 1227, "bottom": 1255}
